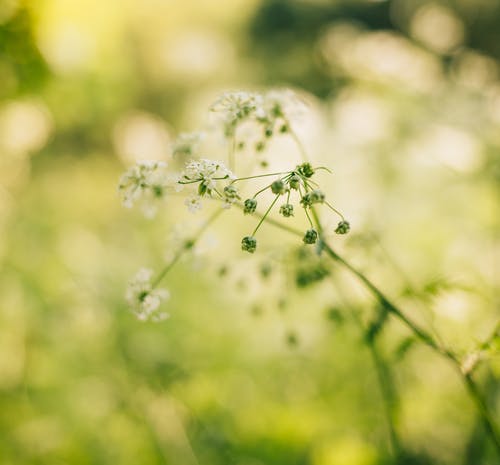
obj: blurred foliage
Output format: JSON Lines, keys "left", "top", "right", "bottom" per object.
{"left": 1, "top": 0, "right": 500, "bottom": 464}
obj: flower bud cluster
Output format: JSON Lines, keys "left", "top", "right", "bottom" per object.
{"left": 119, "top": 88, "right": 350, "bottom": 321}
{"left": 125, "top": 268, "right": 169, "bottom": 321}
{"left": 210, "top": 89, "right": 307, "bottom": 153}
{"left": 118, "top": 161, "right": 180, "bottom": 218}
{"left": 239, "top": 163, "right": 347, "bottom": 253}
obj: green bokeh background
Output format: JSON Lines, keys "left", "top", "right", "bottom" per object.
{"left": 1, "top": 1, "right": 500, "bottom": 464}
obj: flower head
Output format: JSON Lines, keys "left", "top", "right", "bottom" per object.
{"left": 263, "top": 89, "right": 307, "bottom": 121}
{"left": 125, "top": 268, "right": 169, "bottom": 321}
{"left": 173, "top": 131, "right": 204, "bottom": 158}
{"left": 185, "top": 195, "right": 202, "bottom": 213}
{"left": 210, "top": 91, "right": 264, "bottom": 137}
{"left": 118, "top": 161, "right": 169, "bottom": 218}
{"left": 182, "top": 159, "right": 235, "bottom": 196}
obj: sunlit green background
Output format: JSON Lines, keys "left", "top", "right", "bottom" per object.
{"left": 1, "top": 0, "right": 500, "bottom": 464}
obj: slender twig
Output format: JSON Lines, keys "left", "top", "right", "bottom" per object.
{"left": 152, "top": 207, "right": 224, "bottom": 287}
{"left": 333, "top": 281, "right": 402, "bottom": 458}
{"left": 252, "top": 195, "right": 281, "bottom": 236}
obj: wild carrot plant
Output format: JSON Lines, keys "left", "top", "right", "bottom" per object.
{"left": 118, "top": 89, "right": 500, "bottom": 460}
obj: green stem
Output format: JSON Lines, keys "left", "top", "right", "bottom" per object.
{"left": 253, "top": 184, "right": 273, "bottom": 199}
{"left": 240, "top": 205, "right": 500, "bottom": 456}
{"left": 232, "top": 171, "right": 291, "bottom": 183}
{"left": 152, "top": 208, "right": 224, "bottom": 288}
{"left": 321, "top": 241, "right": 500, "bottom": 457}
{"left": 298, "top": 185, "right": 314, "bottom": 228}
{"left": 324, "top": 200, "right": 346, "bottom": 221}
{"left": 252, "top": 194, "right": 280, "bottom": 236}
{"left": 368, "top": 336, "right": 402, "bottom": 457}
{"left": 333, "top": 280, "right": 402, "bottom": 458}
{"left": 463, "top": 373, "right": 500, "bottom": 456}
{"left": 262, "top": 123, "right": 500, "bottom": 456}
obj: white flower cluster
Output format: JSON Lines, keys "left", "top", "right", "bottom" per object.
{"left": 210, "top": 91, "right": 264, "bottom": 136}
{"left": 118, "top": 161, "right": 180, "bottom": 218}
{"left": 118, "top": 88, "right": 322, "bottom": 322}
{"left": 209, "top": 89, "right": 308, "bottom": 151}
{"left": 263, "top": 89, "right": 307, "bottom": 122}
{"left": 125, "top": 268, "right": 170, "bottom": 322}
{"left": 172, "top": 131, "right": 204, "bottom": 158}
{"left": 183, "top": 159, "right": 234, "bottom": 192}
{"left": 181, "top": 159, "right": 235, "bottom": 212}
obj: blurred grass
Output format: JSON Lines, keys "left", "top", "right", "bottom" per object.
{"left": 1, "top": 0, "right": 500, "bottom": 464}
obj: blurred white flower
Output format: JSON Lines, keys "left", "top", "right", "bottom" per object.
{"left": 172, "top": 131, "right": 205, "bottom": 158}
{"left": 264, "top": 89, "right": 307, "bottom": 122}
{"left": 210, "top": 91, "right": 264, "bottom": 136}
{"left": 118, "top": 160, "right": 170, "bottom": 217}
{"left": 184, "top": 195, "right": 203, "bottom": 213}
{"left": 125, "top": 268, "right": 169, "bottom": 322}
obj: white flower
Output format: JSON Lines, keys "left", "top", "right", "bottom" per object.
{"left": 118, "top": 161, "right": 169, "bottom": 217}
{"left": 264, "top": 89, "right": 307, "bottom": 121}
{"left": 172, "top": 131, "right": 205, "bottom": 158}
{"left": 210, "top": 91, "right": 264, "bottom": 136}
{"left": 125, "top": 268, "right": 170, "bottom": 321}
{"left": 184, "top": 195, "right": 203, "bottom": 213}
{"left": 182, "top": 158, "right": 235, "bottom": 196}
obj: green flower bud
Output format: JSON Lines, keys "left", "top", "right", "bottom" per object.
{"left": 335, "top": 220, "right": 350, "bottom": 235}
{"left": 289, "top": 174, "right": 301, "bottom": 190}
{"left": 279, "top": 203, "right": 294, "bottom": 218}
{"left": 280, "top": 124, "right": 288, "bottom": 133}
{"left": 256, "top": 141, "right": 265, "bottom": 152}
{"left": 242, "top": 235, "right": 257, "bottom": 253}
{"left": 300, "top": 193, "right": 312, "bottom": 208}
{"left": 303, "top": 228, "right": 318, "bottom": 245}
{"left": 271, "top": 179, "right": 286, "bottom": 195}
{"left": 265, "top": 127, "right": 273, "bottom": 138}
{"left": 310, "top": 189, "right": 325, "bottom": 203}
{"left": 300, "top": 189, "right": 324, "bottom": 208}
{"left": 297, "top": 162, "right": 315, "bottom": 178}
{"left": 223, "top": 185, "right": 240, "bottom": 200}
{"left": 243, "top": 198, "right": 257, "bottom": 214}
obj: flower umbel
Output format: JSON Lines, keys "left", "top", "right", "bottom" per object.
{"left": 182, "top": 159, "right": 235, "bottom": 196}
{"left": 125, "top": 268, "right": 169, "bottom": 322}
{"left": 118, "top": 161, "right": 169, "bottom": 217}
